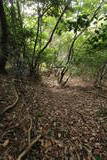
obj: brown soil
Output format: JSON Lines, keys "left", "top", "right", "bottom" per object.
{"left": 0, "top": 74, "right": 107, "bottom": 160}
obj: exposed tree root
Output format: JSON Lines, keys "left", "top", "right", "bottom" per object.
{"left": 0, "top": 87, "right": 19, "bottom": 116}
{"left": 17, "top": 135, "right": 41, "bottom": 160}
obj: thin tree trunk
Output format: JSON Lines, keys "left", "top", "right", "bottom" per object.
{"left": 0, "top": 0, "right": 8, "bottom": 74}
{"left": 34, "top": 4, "right": 69, "bottom": 69}
{"left": 58, "top": 0, "right": 104, "bottom": 84}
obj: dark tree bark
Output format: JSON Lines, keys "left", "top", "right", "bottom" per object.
{"left": 0, "top": 0, "right": 8, "bottom": 74}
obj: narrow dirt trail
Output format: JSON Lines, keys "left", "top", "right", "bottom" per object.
{"left": 33, "top": 75, "right": 107, "bottom": 159}
{"left": 0, "top": 75, "right": 107, "bottom": 159}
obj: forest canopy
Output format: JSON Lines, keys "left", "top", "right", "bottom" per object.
{"left": 0, "top": 0, "right": 107, "bottom": 85}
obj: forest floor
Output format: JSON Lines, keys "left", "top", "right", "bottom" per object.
{"left": 0, "top": 74, "right": 107, "bottom": 160}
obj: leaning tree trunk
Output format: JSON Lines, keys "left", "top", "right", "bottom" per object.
{"left": 0, "top": 0, "right": 8, "bottom": 74}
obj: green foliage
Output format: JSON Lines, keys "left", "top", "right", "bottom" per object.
{"left": 88, "top": 23, "right": 107, "bottom": 50}
{"left": 2, "top": 0, "right": 107, "bottom": 79}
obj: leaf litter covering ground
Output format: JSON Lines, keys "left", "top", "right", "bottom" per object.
{"left": 0, "top": 75, "right": 107, "bottom": 160}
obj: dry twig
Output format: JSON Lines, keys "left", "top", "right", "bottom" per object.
{"left": 28, "top": 116, "right": 33, "bottom": 145}
{"left": 0, "top": 87, "right": 19, "bottom": 116}
{"left": 17, "top": 135, "right": 41, "bottom": 160}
